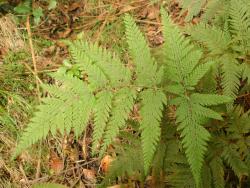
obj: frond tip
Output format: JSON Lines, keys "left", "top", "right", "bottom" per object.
{"left": 139, "top": 89, "right": 167, "bottom": 174}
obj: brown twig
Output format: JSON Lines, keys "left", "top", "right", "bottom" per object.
{"left": 19, "top": 164, "right": 29, "bottom": 186}
{"left": 28, "top": 158, "right": 99, "bottom": 185}
{"left": 26, "top": 15, "right": 42, "bottom": 179}
{"left": 237, "top": 92, "right": 250, "bottom": 98}
{"left": 21, "top": 62, "right": 43, "bottom": 84}
{"left": 26, "top": 15, "right": 41, "bottom": 101}
{"left": 95, "top": 12, "right": 110, "bottom": 42}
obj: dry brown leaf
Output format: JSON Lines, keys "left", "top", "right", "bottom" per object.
{"left": 147, "top": 7, "right": 159, "bottom": 20}
{"left": 49, "top": 152, "right": 64, "bottom": 174}
{"left": 107, "top": 185, "right": 121, "bottom": 188}
{"left": 57, "top": 28, "right": 72, "bottom": 39}
{"left": 100, "top": 155, "right": 113, "bottom": 173}
{"left": 69, "top": 147, "right": 79, "bottom": 162}
{"left": 68, "top": 2, "right": 82, "bottom": 12}
{"left": 119, "top": 5, "right": 135, "bottom": 14}
{"left": 82, "top": 168, "right": 96, "bottom": 183}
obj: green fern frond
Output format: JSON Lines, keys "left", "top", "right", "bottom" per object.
{"left": 102, "top": 136, "right": 144, "bottom": 186}
{"left": 186, "top": 23, "right": 230, "bottom": 55}
{"left": 67, "top": 40, "right": 108, "bottom": 90}
{"left": 139, "top": 89, "right": 166, "bottom": 174}
{"left": 201, "top": 164, "right": 212, "bottom": 188}
{"left": 229, "top": 0, "right": 250, "bottom": 54}
{"left": 225, "top": 106, "right": 250, "bottom": 157}
{"left": 92, "top": 90, "right": 113, "bottom": 153}
{"left": 178, "top": 0, "right": 206, "bottom": 22}
{"left": 165, "top": 147, "right": 195, "bottom": 188}
{"left": 209, "top": 157, "right": 225, "bottom": 188}
{"left": 124, "top": 14, "right": 160, "bottom": 87}
{"left": 202, "top": 0, "right": 227, "bottom": 22}
{"left": 161, "top": 11, "right": 194, "bottom": 83}
{"left": 185, "top": 61, "right": 215, "bottom": 87}
{"left": 176, "top": 100, "right": 211, "bottom": 185}
{"left": 68, "top": 40, "right": 131, "bottom": 88}
{"left": 220, "top": 54, "right": 241, "bottom": 99}
{"left": 100, "top": 87, "right": 136, "bottom": 156}
{"left": 241, "top": 63, "right": 250, "bottom": 82}
{"left": 13, "top": 74, "right": 95, "bottom": 158}
{"left": 222, "top": 146, "right": 248, "bottom": 178}
{"left": 161, "top": 9, "right": 231, "bottom": 186}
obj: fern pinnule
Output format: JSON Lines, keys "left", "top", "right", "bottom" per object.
{"left": 190, "top": 93, "right": 232, "bottom": 106}
{"left": 139, "top": 89, "right": 166, "bottom": 174}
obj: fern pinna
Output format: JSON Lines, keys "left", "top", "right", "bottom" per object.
{"left": 14, "top": 10, "right": 231, "bottom": 187}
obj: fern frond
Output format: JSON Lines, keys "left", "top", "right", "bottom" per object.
{"left": 201, "top": 164, "right": 212, "bottom": 188}
{"left": 92, "top": 90, "right": 113, "bottom": 153}
{"left": 162, "top": 10, "right": 194, "bottom": 83}
{"left": 102, "top": 136, "right": 144, "bottom": 186}
{"left": 186, "top": 23, "right": 230, "bottom": 55}
{"left": 229, "top": 0, "right": 250, "bottom": 54}
{"left": 185, "top": 61, "right": 215, "bottom": 87}
{"left": 222, "top": 146, "right": 248, "bottom": 178}
{"left": 67, "top": 41, "right": 108, "bottom": 90}
{"left": 68, "top": 40, "right": 131, "bottom": 88}
{"left": 139, "top": 89, "right": 166, "bottom": 174}
{"left": 178, "top": 0, "right": 206, "bottom": 22}
{"left": 164, "top": 146, "right": 195, "bottom": 188}
{"left": 209, "top": 157, "right": 225, "bottom": 188}
{"left": 176, "top": 100, "right": 211, "bottom": 185}
{"left": 100, "top": 87, "right": 136, "bottom": 156}
{"left": 220, "top": 54, "right": 241, "bottom": 99}
{"left": 226, "top": 106, "right": 250, "bottom": 156}
{"left": 241, "top": 63, "right": 250, "bottom": 82}
{"left": 161, "top": 9, "right": 231, "bottom": 186}
{"left": 124, "top": 14, "right": 160, "bottom": 87}
{"left": 202, "top": 0, "right": 227, "bottom": 22}
{"left": 13, "top": 75, "right": 95, "bottom": 158}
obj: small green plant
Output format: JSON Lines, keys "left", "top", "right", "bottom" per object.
{"left": 14, "top": 0, "right": 51, "bottom": 25}
{"left": 11, "top": 0, "right": 250, "bottom": 186}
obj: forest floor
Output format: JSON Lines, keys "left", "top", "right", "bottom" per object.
{"left": 0, "top": 0, "right": 249, "bottom": 187}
